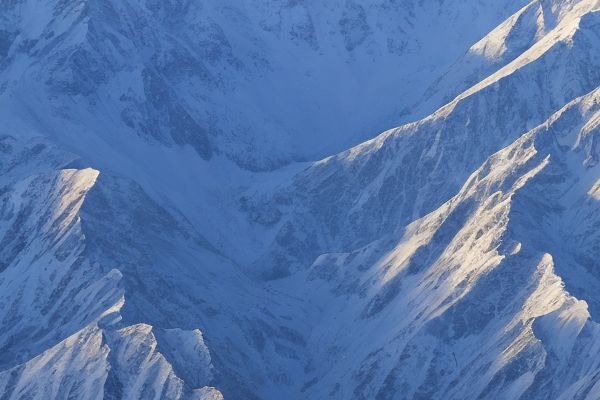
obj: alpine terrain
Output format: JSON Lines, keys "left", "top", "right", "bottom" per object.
{"left": 2, "top": 0, "right": 600, "bottom": 399}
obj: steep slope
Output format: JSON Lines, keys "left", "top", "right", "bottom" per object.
{"left": 250, "top": 0, "right": 600, "bottom": 277}
{"left": 0, "top": 0, "right": 528, "bottom": 169}
{"left": 0, "top": 136, "right": 224, "bottom": 399}
{"left": 0, "top": 136, "right": 323, "bottom": 399}
{"left": 0, "top": 0, "right": 533, "bottom": 266}
{"left": 417, "top": 0, "right": 600, "bottom": 114}
{"left": 4, "top": 1, "right": 600, "bottom": 400}
{"left": 237, "top": 1, "right": 600, "bottom": 397}
{"left": 267, "top": 84, "right": 600, "bottom": 398}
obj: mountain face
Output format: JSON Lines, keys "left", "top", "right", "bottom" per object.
{"left": 0, "top": 0, "right": 528, "bottom": 169}
{"left": 3, "top": 0, "right": 600, "bottom": 399}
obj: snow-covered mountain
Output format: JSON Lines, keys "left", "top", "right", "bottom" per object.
{"left": 3, "top": 0, "right": 600, "bottom": 399}
{"left": 0, "top": 0, "right": 529, "bottom": 169}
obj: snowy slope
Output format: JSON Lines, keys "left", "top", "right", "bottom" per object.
{"left": 251, "top": 0, "right": 600, "bottom": 277}
{"left": 266, "top": 83, "right": 600, "bottom": 399}
{"left": 0, "top": 0, "right": 528, "bottom": 169}
{"left": 4, "top": 0, "right": 600, "bottom": 399}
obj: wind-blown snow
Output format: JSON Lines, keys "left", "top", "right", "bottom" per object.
{"left": 3, "top": 0, "right": 600, "bottom": 399}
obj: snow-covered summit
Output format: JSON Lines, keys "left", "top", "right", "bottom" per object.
{"left": 4, "top": 0, "right": 600, "bottom": 399}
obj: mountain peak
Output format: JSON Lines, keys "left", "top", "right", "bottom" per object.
{"left": 4, "top": 1, "right": 600, "bottom": 399}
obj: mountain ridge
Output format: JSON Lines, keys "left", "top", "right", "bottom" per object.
{"left": 3, "top": 0, "right": 600, "bottom": 399}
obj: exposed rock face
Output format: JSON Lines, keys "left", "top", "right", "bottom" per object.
{"left": 4, "top": 1, "right": 600, "bottom": 399}
{"left": 0, "top": 0, "right": 528, "bottom": 169}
